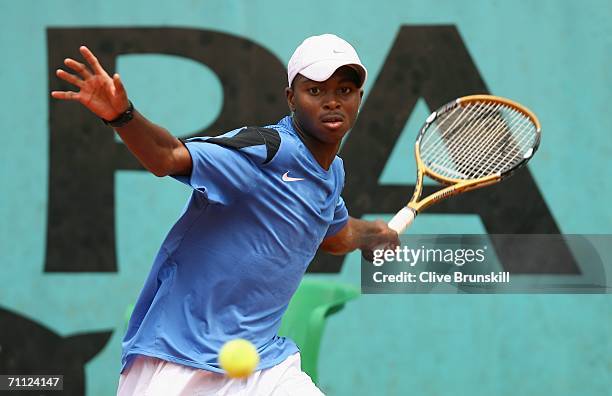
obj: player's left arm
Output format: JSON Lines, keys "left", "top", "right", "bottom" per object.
{"left": 320, "top": 217, "right": 399, "bottom": 258}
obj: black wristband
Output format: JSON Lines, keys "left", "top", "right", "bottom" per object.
{"left": 102, "top": 101, "right": 134, "bottom": 128}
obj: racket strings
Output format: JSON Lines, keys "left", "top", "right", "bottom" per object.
{"left": 419, "top": 101, "right": 537, "bottom": 180}
{"left": 434, "top": 107, "right": 531, "bottom": 178}
{"left": 435, "top": 104, "right": 510, "bottom": 175}
{"left": 486, "top": 119, "right": 537, "bottom": 176}
{"left": 422, "top": 102, "right": 488, "bottom": 155}
{"left": 442, "top": 107, "right": 529, "bottom": 178}
{"left": 420, "top": 104, "right": 464, "bottom": 148}
{"left": 441, "top": 107, "right": 535, "bottom": 178}
{"left": 483, "top": 112, "right": 537, "bottom": 171}
{"left": 423, "top": 102, "right": 498, "bottom": 164}
{"left": 422, "top": 102, "right": 504, "bottom": 177}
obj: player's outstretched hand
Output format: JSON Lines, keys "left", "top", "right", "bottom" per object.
{"left": 51, "top": 46, "right": 130, "bottom": 121}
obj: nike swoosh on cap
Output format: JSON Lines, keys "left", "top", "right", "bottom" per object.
{"left": 282, "top": 172, "right": 305, "bottom": 182}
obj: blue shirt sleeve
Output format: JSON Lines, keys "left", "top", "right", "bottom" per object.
{"left": 325, "top": 196, "right": 349, "bottom": 237}
{"left": 172, "top": 140, "right": 261, "bottom": 205}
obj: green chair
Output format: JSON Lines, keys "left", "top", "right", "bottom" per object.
{"left": 278, "top": 279, "right": 360, "bottom": 384}
{"left": 123, "top": 279, "right": 360, "bottom": 384}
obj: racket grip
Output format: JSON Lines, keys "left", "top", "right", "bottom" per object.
{"left": 388, "top": 207, "right": 416, "bottom": 234}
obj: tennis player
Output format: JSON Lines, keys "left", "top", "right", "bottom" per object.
{"left": 52, "top": 33, "right": 399, "bottom": 395}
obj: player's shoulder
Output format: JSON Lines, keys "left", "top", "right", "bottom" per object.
{"left": 262, "top": 116, "right": 303, "bottom": 152}
{"left": 183, "top": 121, "right": 288, "bottom": 166}
{"left": 181, "top": 117, "right": 337, "bottom": 171}
{"left": 228, "top": 116, "right": 304, "bottom": 166}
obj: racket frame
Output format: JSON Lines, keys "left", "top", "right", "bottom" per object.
{"left": 406, "top": 94, "right": 541, "bottom": 214}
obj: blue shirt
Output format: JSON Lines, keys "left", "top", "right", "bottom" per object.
{"left": 121, "top": 116, "right": 348, "bottom": 373}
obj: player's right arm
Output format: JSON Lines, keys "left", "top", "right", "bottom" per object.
{"left": 51, "top": 46, "right": 191, "bottom": 177}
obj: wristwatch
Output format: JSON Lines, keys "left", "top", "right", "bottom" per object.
{"left": 102, "top": 101, "right": 134, "bottom": 128}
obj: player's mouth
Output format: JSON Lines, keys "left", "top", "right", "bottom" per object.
{"left": 320, "top": 113, "right": 345, "bottom": 130}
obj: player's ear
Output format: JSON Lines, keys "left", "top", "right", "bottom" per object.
{"left": 285, "top": 87, "right": 295, "bottom": 112}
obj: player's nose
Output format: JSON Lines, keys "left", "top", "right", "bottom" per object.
{"left": 322, "top": 94, "right": 341, "bottom": 110}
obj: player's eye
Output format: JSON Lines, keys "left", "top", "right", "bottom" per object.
{"left": 308, "top": 87, "right": 320, "bottom": 95}
{"left": 339, "top": 87, "right": 352, "bottom": 95}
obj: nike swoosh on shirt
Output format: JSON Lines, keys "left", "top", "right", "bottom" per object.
{"left": 282, "top": 172, "right": 305, "bottom": 182}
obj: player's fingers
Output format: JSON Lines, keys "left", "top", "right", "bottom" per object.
{"left": 387, "top": 227, "right": 401, "bottom": 250}
{"left": 113, "top": 73, "right": 126, "bottom": 96}
{"left": 55, "top": 69, "right": 83, "bottom": 88}
{"left": 80, "top": 46, "right": 108, "bottom": 76}
{"left": 51, "top": 91, "right": 80, "bottom": 101}
{"left": 390, "top": 233, "right": 400, "bottom": 250}
{"left": 361, "top": 249, "right": 374, "bottom": 263}
{"left": 64, "top": 58, "right": 92, "bottom": 79}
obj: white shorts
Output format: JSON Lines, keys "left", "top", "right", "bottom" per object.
{"left": 116, "top": 353, "right": 324, "bottom": 396}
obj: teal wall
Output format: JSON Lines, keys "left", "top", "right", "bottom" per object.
{"left": 0, "top": 0, "right": 610, "bottom": 395}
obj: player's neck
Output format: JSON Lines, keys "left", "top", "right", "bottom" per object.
{"left": 291, "top": 117, "right": 340, "bottom": 170}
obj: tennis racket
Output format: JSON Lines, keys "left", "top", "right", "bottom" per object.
{"left": 387, "top": 94, "right": 541, "bottom": 234}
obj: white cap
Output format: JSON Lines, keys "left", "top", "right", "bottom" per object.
{"left": 287, "top": 34, "right": 367, "bottom": 88}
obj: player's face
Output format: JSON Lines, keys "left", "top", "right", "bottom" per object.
{"left": 286, "top": 66, "right": 363, "bottom": 144}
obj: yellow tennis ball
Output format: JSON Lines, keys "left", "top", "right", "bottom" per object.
{"left": 218, "top": 338, "right": 260, "bottom": 378}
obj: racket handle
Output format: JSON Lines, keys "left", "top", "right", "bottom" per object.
{"left": 388, "top": 207, "right": 416, "bottom": 234}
